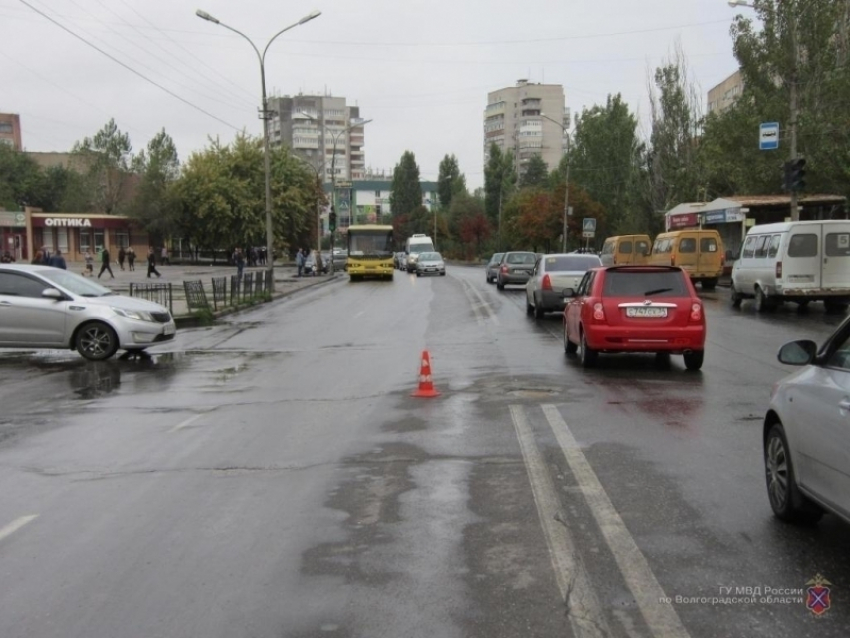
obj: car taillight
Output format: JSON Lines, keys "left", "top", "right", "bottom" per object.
{"left": 592, "top": 302, "right": 605, "bottom": 321}
{"left": 721, "top": 253, "right": 726, "bottom": 266}
{"left": 501, "top": 265, "right": 508, "bottom": 273}
{"left": 671, "top": 255, "right": 676, "bottom": 267}
{"left": 776, "top": 261, "right": 782, "bottom": 278}
{"left": 690, "top": 302, "right": 703, "bottom": 322}
{"left": 542, "top": 274, "right": 552, "bottom": 290}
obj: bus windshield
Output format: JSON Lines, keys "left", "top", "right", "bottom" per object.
{"left": 348, "top": 228, "right": 394, "bottom": 257}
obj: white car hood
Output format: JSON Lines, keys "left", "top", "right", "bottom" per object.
{"left": 75, "top": 293, "right": 170, "bottom": 314}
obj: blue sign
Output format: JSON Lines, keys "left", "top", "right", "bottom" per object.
{"left": 760, "top": 122, "right": 779, "bottom": 150}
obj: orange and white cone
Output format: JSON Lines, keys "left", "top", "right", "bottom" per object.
{"left": 411, "top": 350, "right": 441, "bottom": 398}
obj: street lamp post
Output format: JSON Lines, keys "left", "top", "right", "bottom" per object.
{"left": 729, "top": 0, "right": 806, "bottom": 220}
{"left": 196, "top": 8, "right": 321, "bottom": 291}
{"left": 541, "top": 113, "right": 571, "bottom": 252}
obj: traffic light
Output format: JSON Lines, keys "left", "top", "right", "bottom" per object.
{"left": 783, "top": 158, "right": 806, "bottom": 192}
{"left": 329, "top": 209, "right": 337, "bottom": 232}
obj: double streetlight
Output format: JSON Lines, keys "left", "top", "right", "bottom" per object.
{"left": 196, "top": 8, "right": 321, "bottom": 290}
{"left": 541, "top": 113, "right": 571, "bottom": 252}
{"left": 297, "top": 112, "right": 372, "bottom": 229}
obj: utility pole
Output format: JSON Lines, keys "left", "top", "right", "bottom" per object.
{"left": 789, "top": 13, "right": 800, "bottom": 221}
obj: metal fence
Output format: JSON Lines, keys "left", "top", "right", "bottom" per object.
{"left": 129, "top": 282, "right": 173, "bottom": 315}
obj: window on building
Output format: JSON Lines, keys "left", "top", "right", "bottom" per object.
{"left": 94, "top": 230, "right": 105, "bottom": 252}
{"left": 79, "top": 231, "right": 92, "bottom": 253}
{"left": 56, "top": 228, "right": 69, "bottom": 255}
{"left": 115, "top": 231, "right": 129, "bottom": 249}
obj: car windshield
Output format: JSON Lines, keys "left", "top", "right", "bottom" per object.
{"left": 489, "top": 253, "right": 504, "bottom": 265}
{"left": 39, "top": 268, "right": 116, "bottom": 297}
{"left": 420, "top": 252, "right": 441, "bottom": 261}
{"left": 602, "top": 270, "right": 688, "bottom": 297}
{"left": 547, "top": 255, "right": 602, "bottom": 271}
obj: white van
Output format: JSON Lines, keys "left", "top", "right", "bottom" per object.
{"left": 405, "top": 234, "right": 434, "bottom": 272}
{"left": 731, "top": 220, "right": 850, "bottom": 312}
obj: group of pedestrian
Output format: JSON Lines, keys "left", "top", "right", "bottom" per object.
{"left": 296, "top": 247, "right": 314, "bottom": 277}
{"left": 245, "top": 247, "right": 266, "bottom": 267}
{"left": 116, "top": 247, "right": 137, "bottom": 271}
{"left": 29, "top": 246, "right": 67, "bottom": 269}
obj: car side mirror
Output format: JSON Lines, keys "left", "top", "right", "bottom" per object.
{"left": 42, "top": 288, "right": 64, "bottom": 301}
{"left": 562, "top": 288, "right": 576, "bottom": 298}
{"left": 777, "top": 340, "right": 817, "bottom": 366}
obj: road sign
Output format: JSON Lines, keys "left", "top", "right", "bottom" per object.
{"left": 582, "top": 217, "right": 596, "bottom": 239}
{"left": 760, "top": 122, "right": 779, "bottom": 150}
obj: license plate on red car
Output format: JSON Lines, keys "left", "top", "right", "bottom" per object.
{"left": 626, "top": 307, "right": 667, "bottom": 318}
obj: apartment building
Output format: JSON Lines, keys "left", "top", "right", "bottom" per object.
{"left": 0, "top": 113, "right": 22, "bottom": 150}
{"left": 483, "top": 80, "right": 567, "bottom": 175}
{"left": 707, "top": 70, "right": 745, "bottom": 115}
{"left": 267, "top": 94, "right": 367, "bottom": 182}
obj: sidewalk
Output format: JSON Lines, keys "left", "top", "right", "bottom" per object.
{"left": 80, "top": 261, "right": 340, "bottom": 324}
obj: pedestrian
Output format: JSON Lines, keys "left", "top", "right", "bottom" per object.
{"left": 161, "top": 246, "right": 170, "bottom": 266}
{"left": 83, "top": 250, "right": 94, "bottom": 276}
{"left": 48, "top": 249, "right": 67, "bottom": 269}
{"left": 127, "top": 246, "right": 136, "bottom": 271}
{"left": 41, "top": 246, "right": 51, "bottom": 264}
{"left": 296, "top": 247, "right": 305, "bottom": 277}
{"left": 232, "top": 247, "right": 245, "bottom": 280}
{"left": 31, "top": 250, "right": 44, "bottom": 265}
{"left": 118, "top": 246, "right": 126, "bottom": 271}
{"left": 147, "top": 247, "right": 161, "bottom": 278}
{"left": 98, "top": 247, "right": 115, "bottom": 279}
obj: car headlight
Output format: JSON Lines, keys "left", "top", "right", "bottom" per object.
{"left": 112, "top": 307, "right": 155, "bottom": 321}
{"left": 437, "top": 262, "right": 444, "bottom": 268}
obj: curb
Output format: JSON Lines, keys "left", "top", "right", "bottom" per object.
{"left": 174, "top": 274, "right": 342, "bottom": 328}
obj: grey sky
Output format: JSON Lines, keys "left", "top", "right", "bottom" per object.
{"left": 1, "top": 0, "right": 742, "bottom": 189}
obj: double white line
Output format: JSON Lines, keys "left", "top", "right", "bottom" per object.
{"left": 511, "top": 404, "right": 690, "bottom": 638}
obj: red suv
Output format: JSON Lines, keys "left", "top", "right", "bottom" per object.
{"left": 563, "top": 265, "right": 706, "bottom": 370}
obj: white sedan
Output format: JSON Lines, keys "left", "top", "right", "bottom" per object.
{"left": 525, "top": 253, "right": 602, "bottom": 319}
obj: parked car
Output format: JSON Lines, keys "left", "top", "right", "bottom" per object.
{"left": 331, "top": 250, "right": 347, "bottom": 272}
{"left": 731, "top": 220, "right": 850, "bottom": 313}
{"left": 415, "top": 252, "right": 446, "bottom": 277}
{"left": 485, "top": 252, "right": 504, "bottom": 283}
{"left": 496, "top": 251, "right": 537, "bottom": 290}
{"left": 0, "top": 264, "right": 176, "bottom": 361}
{"left": 526, "top": 253, "right": 602, "bottom": 318}
{"left": 764, "top": 317, "right": 850, "bottom": 525}
{"left": 563, "top": 265, "right": 706, "bottom": 370}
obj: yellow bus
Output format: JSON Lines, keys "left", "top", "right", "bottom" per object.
{"left": 347, "top": 224, "right": 394, "bottom": 281}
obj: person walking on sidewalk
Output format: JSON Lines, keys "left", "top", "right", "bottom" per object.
{"left": 296, "top": 247, "right": 305, "bottom": 277}
{"left": 98, "top": 247, "right": 115, "bottom": 279}
{"left": 147, "top": 247, "right": 161, "bottom": 278}
{"left": 127, "top": 247, "right": 136, "bottom": 271}
{"left": 118, "top": 246, "right": 126, "bottom": 271}
{"left": 232, "top": 247, "right": 245, "bottom": 280}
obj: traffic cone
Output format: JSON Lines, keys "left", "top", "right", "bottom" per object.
{"left": 412, "top": 350, "right": 441, "bottom": 398}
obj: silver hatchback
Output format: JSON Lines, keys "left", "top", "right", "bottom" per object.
{"left": 0, "top": 264, "right": 176, "bottom": 361}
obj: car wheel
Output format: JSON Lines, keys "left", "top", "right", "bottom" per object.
{"left": 533, "top": 295, "right": 545, "bottom": 319}
{"left": 796, "top": 300, "right": 810, "bottom": 312}
{"left": 730, "top": 282, "right": 742, "bottom": 308}
{"left": 564, "top": 323, "right": 578, "bottom": 354}
{"left": 76, "top": 321, "right": 119, "bottom": 361}
{"left": 580, "top": 329, "right": 597, "bottom": 368}
{"left": 416, "top": 272, "right": 421, "bottom": 277}
{"left": 824, "top": 299, "right": 849, "bottom": 314}
{"left": 496, "top": 280, "right": 505, "bottom": 291}
{"left": 683, "top": 350, "right": 704, "bottom": 371}
{"left": 526, "top": 297, "right": 534, "bottom": 316}
{"left": 754, "top": 286, "right": 772, "bottom": 313}
{"left": 764, "top": 422, "right": 824, "bottom": 524}
{"left": 440, "top": 271, "right": 446, "bottom": 276}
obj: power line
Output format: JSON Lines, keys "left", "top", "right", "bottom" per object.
{"left": 17, "top": 0, "right": 241, "bottom": 131}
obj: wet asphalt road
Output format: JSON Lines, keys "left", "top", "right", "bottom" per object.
{"left": 0, "top": 264, "right": 848, "bottom": 638}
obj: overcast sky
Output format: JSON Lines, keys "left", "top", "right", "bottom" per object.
{"left": 1, "top": 0, "right": 744, "bottom": 189}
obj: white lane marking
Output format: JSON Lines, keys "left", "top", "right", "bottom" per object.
{"left": 541, "top": 404, "right": 691, "bottom": 638}
{"left": 468, "top": 282, "right": 500, "bottom": 325}
{"left": 509, "top": 405, "right": 610, "bottom": 638}
{"left": 169, "top": 413, "right": 205, "bottom": 433}
{"left": 0, "top": 515, "right": 38, "bottom": 543}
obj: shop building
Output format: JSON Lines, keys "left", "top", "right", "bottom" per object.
{"left": 0, "top": 209, "right": 151, "bottom": 263}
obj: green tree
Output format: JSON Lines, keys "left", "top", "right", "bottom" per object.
{"left": 483, "top": 143, "right": 517, "bottom": 225}
{"left": 389, "top": 151, "right": 422, "bottom": 217}
{"left": 71, "top": 118, "right": 134, "bottom": 214}
{"left": 129, "top": 129, "right": 180, "bottom": 246}
{"left": 519, "top": 154, "right": 549, "bottom": 189}
{"left": 437, "top": 153, "right": 463, "bottom": 210}
{"left": 569, "top": 94, "right": 643, "bottom": 234}
{"left": 0, "top": 145, "right": 42, "bottom": 210}
{"left": 721, "top": 0, "right": 850, "bottom": 198}
{"left": 646, "top": 45, "right": 705, "bottom": 215}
